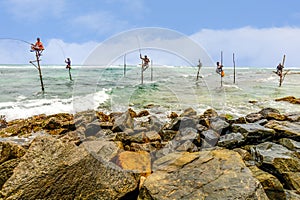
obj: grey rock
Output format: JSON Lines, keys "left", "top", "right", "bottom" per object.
{"left": 1, "top": 136, "right": 138, "bottom": 200}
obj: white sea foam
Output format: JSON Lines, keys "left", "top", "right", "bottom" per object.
{"left": 73, "top": 89, "right": 110, "bottom": 112}
{"left": 1, "top": 89, "right": 109, "bottom": 121}
{"left": 0, "top": 98, "right": 73, "bottom": 121}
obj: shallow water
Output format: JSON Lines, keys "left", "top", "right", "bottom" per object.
{"left": 0, "top": 65, "right": 299, "bottom": 121}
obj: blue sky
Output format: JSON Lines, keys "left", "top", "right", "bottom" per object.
{"left": 1, "top": 0, "right": 300, "bottom": 67}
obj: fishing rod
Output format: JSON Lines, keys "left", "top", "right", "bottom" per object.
{"left": 0, "top": 38, "right": 32, "bottom": 45}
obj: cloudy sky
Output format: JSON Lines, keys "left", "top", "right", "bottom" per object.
{"left": 1, "top": 0, "right": 300, "bottom": 67}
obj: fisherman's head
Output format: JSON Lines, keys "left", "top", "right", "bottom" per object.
{"left": 37, "top": 37, "right": 40, "bottom": 41}
{"left": 145, "top": 55, "right": 147, "bottom": 58}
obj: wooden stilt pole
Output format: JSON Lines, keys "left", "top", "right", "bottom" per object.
{"left": 141, "top": 64, "right": 144, "bottom": 84}
{"left": 279, "top": 54, "right": 286, "bottom": 87}
{"left": 68, "top": 68, "right": 72, "bottom": 81}
{"left": 151, "top": 60, "right": 153, "bottom": 82}
{"left": 124, "top": 54, "right": 126, "bottom": 77}
{"left": 196, "top": 59, "right": 202, "bottom": 81}
{"left": 30, "top": 51, "right": 44, "bottom": 92}
{"left": 233, "top": 53, "right": 236, "bottom": 84}
{"left": 221, "top": 51, "right": 223, "bottom": 87}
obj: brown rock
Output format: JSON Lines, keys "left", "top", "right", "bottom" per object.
{"left": 139, "top": 149, "right": 268, "bottom": 199}
{"left": 115, "top": 151, "right": 151, "bottom": 175}
{"left": 275, "top": 96, "right": 300, "bottom": 104}
{"left": 249, "top": 165, "right": 286, "bottom": 200}
{"left": 137, "top": 110, "right": 150, "bottom": 118}
{"left": 167, "top": 112, "right": 178, "bottom": 119}
{"left": 96, "top": 111, "right": 110, "bottom": 122}
{"left": 0, "top": 142, "right": 26, "bottom": 164}
{"left": 0, "top": 136, "right": 139, "bottom": 199}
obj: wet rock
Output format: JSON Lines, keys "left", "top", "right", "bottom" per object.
{"left": 137, "top": 110, "right": 150, "bottom": 118}
{"left": 285, "top": 189, "right": 300, "bottom": 200}
{"left": 139, "top": 149, "right": 268, "bottom": 200}
{"left": 265, "top": 120, "right": 300, "bottom": 140}
{"left": 85, "top": 120, "right": 101, "bottom": 137}
{"left": 202, "top": 108, "right": 218, "bottom": 118}
{"left": 130, "top": 142, "right": 160, "bottom": 152}
{"left": 112, "top": 110, "right": 134, "bottom": 132}
{"left": 275, "top": 96, "right": 300, "bottom": 104}
{"left": 233, "top": 148, "right": 252, "bottom": 161}
{"left": 259, "top": 107, "right": 281, "bottom": 118}
{"left": 128, "top": 108, "right": 137, "bottom": 118}
{"left": 179, "top": 107, "right": 197, "bottom": 117}
{"left": 232, "top": 123, "right": 275, "bottom": 144}
{"left": 0, "top": 113, "right": 75, "bottom": 137}
{"left": 167, "top": 112, "right": 178, "bottom": 119}
{"left": 217, "top": 132, "right": 245, "bottom": 149}
{"left": 144, "top": 131, "right": 161, "bottom": 142}
{"left": 209, "top": 117, "right": 230, "bottom": 134}
{"left": 245, "top": 113, "right": 263, "bottom": 123}
{"left": 159, "top": 130, "right": 177, "bottom": 142}
{"left": 165, "top": 117, "right": 198, "bottom": 131}
{"left": 253, "top": 142, "right": 300, "bottom": 192}
{"left": 127, "top": 132, "right": 149, "bottom": 144}
{"left": 147, "top": 116, "right": 164, "bottom": 132}
{"left": 0, "top": 115, "right": 7, "bottom": 129}
{"left": 200, "top": 129, "right": 220, "bottom": 148}
{"left": 96, "top": 111, "right": 110, "bottom": 122}
{"left": 278, "top": 138, "right": 300, "bottom": 152}
{"left": 285, "top": 112, "right": 300, "bottom": 122}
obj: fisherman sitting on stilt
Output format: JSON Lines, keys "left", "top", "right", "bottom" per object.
{"left": 276, "top": 63, "right": 284, "bottom": 76}
{"left": 140, "top": 54, "right": 150, "bottom": 71}
{"left": 30, "top": 37, "right": 44, "bottom": 57}
{"left": 216, "top": 61, "right": 225, "bottom": 77}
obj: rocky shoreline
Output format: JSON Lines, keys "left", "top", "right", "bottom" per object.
{"left": 0, "top": 103, "right": 300, "bottom": 199}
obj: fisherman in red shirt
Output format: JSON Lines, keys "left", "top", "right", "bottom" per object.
{"left": 31, "top": 37, "right": 44, "bottom": 56}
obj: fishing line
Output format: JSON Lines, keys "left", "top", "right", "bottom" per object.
{"left": 136, "top": 36, "right": 142, "bottom": 55}
{"left": 54, "top": 40, "right": 66, "bottom": 60}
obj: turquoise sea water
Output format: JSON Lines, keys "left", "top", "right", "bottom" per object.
{"left": 0, "top": 64, "right": 299, "bottom": 121}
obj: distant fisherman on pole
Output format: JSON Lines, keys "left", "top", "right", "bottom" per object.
{"left": 276, "top": 63, "right": 284, "bottom": 76}
{"left": 140, "top": 54, "right": 150, "bottom": 71}
{"left": 216, "top": 61, "right": 225, "bottom": 77}
{"left": 65, "top": 58, "right": 72, "bottom": 81}
{"left": 65, "top": 58, "right": 71, "bottom": 69}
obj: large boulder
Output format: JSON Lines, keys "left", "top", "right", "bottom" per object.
{"left": 0, "top": 136, "right": 139, "bottom": 200}
{"left": 112, "top": 110, "right": 134, "bottom": 132}
{"left": 264, "top": 120, "right": 300, "bottom": 140}
{"left": 253, "top": 142, "right": 300, "bottom": 193}
{"left": 232, "top": 123, "right": 275, "bottom": 144}
{"left": 249, "top": 165, "right": 286, "bottom": 199}
{"left": 139, "top": 149, "right": 268, "bottom": 200}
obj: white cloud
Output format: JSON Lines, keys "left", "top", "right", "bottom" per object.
{"left": 72, "top": 12, "right": 129, "bottom": 35}
{"left": 1, "top": 27, "right": 300, "bottom": 68}
{"left": 4, "top": 0, "right": 65, "bottom": 19}
{"left": 191, "top": 26, "right": 300, "bottom": 68}
{"left": 41, "top": 39, "right": 98, "bottom": 65}
{"left": 0, "top": 38, "right": 97, "bottom": 65}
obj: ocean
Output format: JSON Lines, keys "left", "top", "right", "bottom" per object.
{"left": 0, "top": 64, "right": 299, "bottom": 121}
